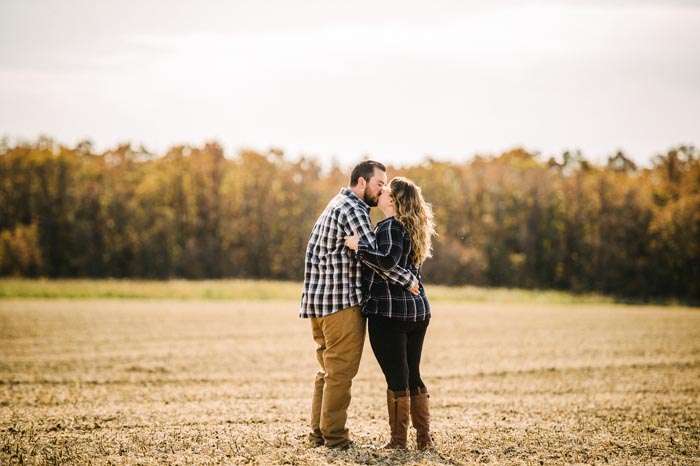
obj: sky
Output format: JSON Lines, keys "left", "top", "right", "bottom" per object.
{"left": 1, "top": 0, "right": 699, "bottom": 168}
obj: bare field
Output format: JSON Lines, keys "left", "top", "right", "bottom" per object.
{"left": 1, "top": 300, "right": 699, "bottom": 465}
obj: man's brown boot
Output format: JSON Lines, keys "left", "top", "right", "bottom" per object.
{"left": 410, "top": 387, "right": 435, "bottom": 450}
{"left": 382, "top": 389, "right": 410, "bottom": 449}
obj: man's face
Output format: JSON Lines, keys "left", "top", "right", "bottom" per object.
{"left": 362, "top": 167, "right": 387, "bottom": 207}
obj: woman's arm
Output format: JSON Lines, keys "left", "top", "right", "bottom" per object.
{"left": 355, "top": 221, "right": 405, "bottom": 272}
{"left": 346, "top": 220, "right": 419, "bottom": 293}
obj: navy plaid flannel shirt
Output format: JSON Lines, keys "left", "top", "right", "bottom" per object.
{"left": 299, "top": 188, "right": 418, "bottom": 319}
{"left": 356, "top": 217, "right": 431, "bottom": 322}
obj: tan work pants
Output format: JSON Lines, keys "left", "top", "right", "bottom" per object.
{"left": 308, "top": 306, "right": 366, "bottom": 448}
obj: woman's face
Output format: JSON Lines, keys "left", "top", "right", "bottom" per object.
{"left": 377, "top": 187, "right": 394, "bottom": 211}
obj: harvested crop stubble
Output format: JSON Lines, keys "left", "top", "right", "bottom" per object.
{"left": 1, "top": 300, "right": 699, "bottom": 465}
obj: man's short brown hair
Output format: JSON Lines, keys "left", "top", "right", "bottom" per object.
{"left": 349, "top": 160, "right": 386, "bottom": 187}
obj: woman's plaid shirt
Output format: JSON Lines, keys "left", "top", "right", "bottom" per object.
{"left": 356, "top": 217, "right": 431, "bottom": 322}
{"left": 299, "top": 188, "right": 418, "bottom": 319}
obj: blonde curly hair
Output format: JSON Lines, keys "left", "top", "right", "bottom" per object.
{"left": 389, "top": 177, "right": 436, "bottom": 267}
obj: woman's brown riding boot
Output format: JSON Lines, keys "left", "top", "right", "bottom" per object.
{"left": 382, "top": 389, "right": 410, "bottom": 449}
{"left": 410, "top": 387, "right": 435, "bottom": 450}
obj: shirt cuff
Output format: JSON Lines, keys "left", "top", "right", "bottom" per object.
{"left": 356, "top": 241, "right": 369, "bottom": 259}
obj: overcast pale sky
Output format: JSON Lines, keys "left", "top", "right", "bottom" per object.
{"left": 1, "top": 0, "right": 699, "bottom": 167}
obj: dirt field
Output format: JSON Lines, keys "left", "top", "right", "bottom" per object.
{"left": 1, "top": 300, "right": 699, "bottom": 465}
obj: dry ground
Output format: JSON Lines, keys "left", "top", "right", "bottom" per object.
{"left": 0, "top": 300, "right": 698, "bottom": 465}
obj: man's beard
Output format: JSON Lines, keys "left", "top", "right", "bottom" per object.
{"left": 363, "top": 188, "right": 379, "bottom": 207}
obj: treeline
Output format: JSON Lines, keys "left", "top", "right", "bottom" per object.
{"left": 0, "top": 137, "right": 698, "bottom": 301}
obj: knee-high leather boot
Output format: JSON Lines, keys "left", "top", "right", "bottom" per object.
{"left": 382, "top": 389, "right": 410, "bottom": 449}
{"left": 410, "top": 387, "right": 435, "bottom": 450}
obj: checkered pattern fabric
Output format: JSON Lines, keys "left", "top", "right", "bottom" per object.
{"left": 357, "top": 217, "right": 431, "bottom": 322}
{"left": 299, "top": 188, "right": 417, "bottom": 319}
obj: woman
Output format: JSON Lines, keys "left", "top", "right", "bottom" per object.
{"left": 344, "top": 176, "right": 437, "bottom": 450}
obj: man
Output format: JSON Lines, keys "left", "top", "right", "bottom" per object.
{"left": 299, "top": 160, "right": 419, "bottom": 449}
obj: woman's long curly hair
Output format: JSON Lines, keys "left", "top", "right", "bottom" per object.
{"left": 389, "top": 177, "right": 436, "bottom": 267}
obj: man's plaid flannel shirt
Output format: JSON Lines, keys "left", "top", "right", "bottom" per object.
{"left": 299, "top": 188, "right": 418, "bottom": 319}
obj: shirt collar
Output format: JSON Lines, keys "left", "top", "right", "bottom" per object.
{"left": 340, "top": 187, "right": 370, "bottom": 213}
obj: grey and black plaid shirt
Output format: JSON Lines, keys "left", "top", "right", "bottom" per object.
{"left": 299, "top": 188, "right": 417, "bottom": 319}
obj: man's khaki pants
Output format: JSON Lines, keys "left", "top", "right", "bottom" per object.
{"left": 308, "top": 306, "right": 366, "bottom": 448}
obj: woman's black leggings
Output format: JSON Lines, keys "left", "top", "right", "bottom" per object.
{"left": 367, "top": 315, "right": 429, "bottom": 392}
